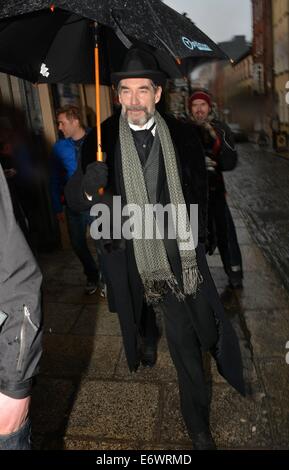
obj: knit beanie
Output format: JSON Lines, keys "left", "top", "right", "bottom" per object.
{"left": 189, "top": 91, "right": 212, "bottom": 109}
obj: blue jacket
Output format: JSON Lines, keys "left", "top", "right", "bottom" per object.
{"left": 50, "top": 137, "right": 81, "bottom": 213}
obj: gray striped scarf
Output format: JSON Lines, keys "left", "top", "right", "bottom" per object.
{"left": 119, "top": 111, "right": 202, "bottom": 304}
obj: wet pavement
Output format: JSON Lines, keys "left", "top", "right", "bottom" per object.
{"left": 225, "top": 143, "right": 289, "bottom": 293}
{"left": 31, "top": 145, "right": 289, "bottom": 450}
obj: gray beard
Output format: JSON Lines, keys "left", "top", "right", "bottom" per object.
{"left": 122, "top": 108, "right": 154, "bottom": 126}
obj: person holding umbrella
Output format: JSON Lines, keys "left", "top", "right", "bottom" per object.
{"left": 188, "top": 90, "right": 243, "bottom": 289}
{"left": 65, "top": 47, "right": 245, "bottom": 450}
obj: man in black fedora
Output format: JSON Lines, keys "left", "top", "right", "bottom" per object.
{"left": 65, "top": 47, "right": 245, "bottom": 450}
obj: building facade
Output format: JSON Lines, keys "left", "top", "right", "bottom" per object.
{"left": 252, "top": 0, "right": 275, "bottom": 138}
{"left": 216, "top": 51, "right": 254, "bottom": 130}
{"left": 272, "top": 0, "right": 289, "bottom": 140}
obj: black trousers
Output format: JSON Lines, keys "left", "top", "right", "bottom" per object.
{"left": 141, "top": 289, "right": 218, "bottom": 436}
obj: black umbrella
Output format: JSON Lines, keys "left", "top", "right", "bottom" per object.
{"left": 111, "top": 2, "right": 227, "bottom": 62}
{"left": 0, "top": 0, "right": 228, "bottom": 160}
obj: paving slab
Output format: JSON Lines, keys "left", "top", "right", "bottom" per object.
{"left": 210, "top": 384, "right": 272, "bottom": 449}
{"left": 243, "top": 309, "right": 289, "bottom": 358}
{"left": 43, "top": 302, "right": 84, "bottom": 334}
{"left": 259, "top": 358, "right": 289, "bottom": 448}
{"left": 71, "top": 304, "right": 121, "bottom": 337}
{"left": 66, "top": 381, "right": 160, "bottom": 443}
{"left": 41, "top": 334, "right": 122, "bottom": 378}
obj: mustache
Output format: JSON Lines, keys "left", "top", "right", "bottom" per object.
{"left": 126, "top": 106, "right": 147, "bottom": 112}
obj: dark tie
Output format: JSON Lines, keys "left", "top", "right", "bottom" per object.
{"left": 131, "top": 124, "right": 155, "bottom": 166}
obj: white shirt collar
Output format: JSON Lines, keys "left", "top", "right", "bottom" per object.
{"left": 129, "top": 117, "right": 156, "bottom": 135}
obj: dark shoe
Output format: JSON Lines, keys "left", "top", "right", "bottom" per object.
{"left": 99, "top": 283, "right": 107, "bottom": 298}
{"left": 228, "top": 271, "right": 243, "bottom": 289}
{"left": 229, "top": 279, "right": 243, "bottom": 289}
{"left": 220, "top": 286, "right": 235, "bottom": 308}
{"left": 191, "top": 431, "right": 216, "bottom": 450}
{"left": 85, "top": 279, "right": 97, "bottom": 295}
{"left": 141, "top": 343, "right": 158, "bottom": 368}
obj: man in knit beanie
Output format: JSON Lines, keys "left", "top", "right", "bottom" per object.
{"left": 189, "top": 89, "right": 243, "bottom": 289}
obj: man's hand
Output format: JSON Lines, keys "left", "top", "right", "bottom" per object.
{"left": 83, "top": 161, "right": 108, "bottom": 198}
{"left": 0, "top": 392, "right": 30, "bottom": 434}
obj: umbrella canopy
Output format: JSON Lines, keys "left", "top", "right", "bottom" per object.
{"left": 0, "top": 0, "right": 228, "bottom": 83}
{"left": 0, "top": 10, "right": 96, "bottom": 83}
{"left": 111, "top": 1, "right": 227, "bottom": 62}
{"left": 0, "top": 1, "right": 228, "bottom": 161}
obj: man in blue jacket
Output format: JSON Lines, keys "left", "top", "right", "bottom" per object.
{"left": 51, "top": 105, "right": 100, "bottom": 295}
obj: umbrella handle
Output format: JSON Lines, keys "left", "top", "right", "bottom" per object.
{"left": 94, "top": 45, "right": 102, "bottom": 162}
{"left": 94, "top": 24, "right": 104, "bottom": 195}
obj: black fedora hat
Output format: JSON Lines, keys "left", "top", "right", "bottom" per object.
{"left": 111, "top": 47, "right": 165, "bottom": 86}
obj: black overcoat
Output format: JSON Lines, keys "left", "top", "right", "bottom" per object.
{"left": 65, "top": 113, "right": 245, "bottom": 396}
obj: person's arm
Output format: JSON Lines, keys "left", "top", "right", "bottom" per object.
{"left": 64, "top": 127, "right": 109, "bottom": 212}
{"left": 180, "top": 123, "right": 208, "bottom": 244}
{"left": 213, "top": 121, "right": 238, "bottom": 171}
{"left": 0, "top": 166, "right": 43, "bottom": 433}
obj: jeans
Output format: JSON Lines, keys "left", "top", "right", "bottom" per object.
{"left": 0, "top": 419, "right": 31, "bottom": 450}
{"left": 65, "top": 206, "right": 99, "bottom": 282}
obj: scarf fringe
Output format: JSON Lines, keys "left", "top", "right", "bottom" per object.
{"left": 143, "top": 267, "right": 203, "bottom": 305}
{"left": 143, "top": 276, "right": 182, "bottom": 305}
{"left": 183, "top": 266, "right": 203, "bottom": 297}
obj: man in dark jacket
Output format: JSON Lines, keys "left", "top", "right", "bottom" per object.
{"left": 189, "top": 90, "right": 243, "bottom": 288}
{"left": 0, "top": 165, "right": 42, "bottom": 450}
{"left": 65, "top": 48, "right": 245, "bottom": 449}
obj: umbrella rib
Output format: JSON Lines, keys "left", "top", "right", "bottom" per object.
{"left": 114, "top": 25, "right": 132, "bottom": 49}
{"left": 145, "top": 0, "right": 175, "bottom": 52}
{"left": 111, "top": 10, "right": 133, "bottom": 49}
{"left": 153, "top": 32, "right": 179, "bottom": 61}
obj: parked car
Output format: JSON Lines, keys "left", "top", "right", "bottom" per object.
{"left": 228, "top": 123, "right": 248, "bottom": 143}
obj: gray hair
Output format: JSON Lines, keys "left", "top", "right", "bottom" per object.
{"left": 117, "top": 79, "right": 159, "bottom": 95}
